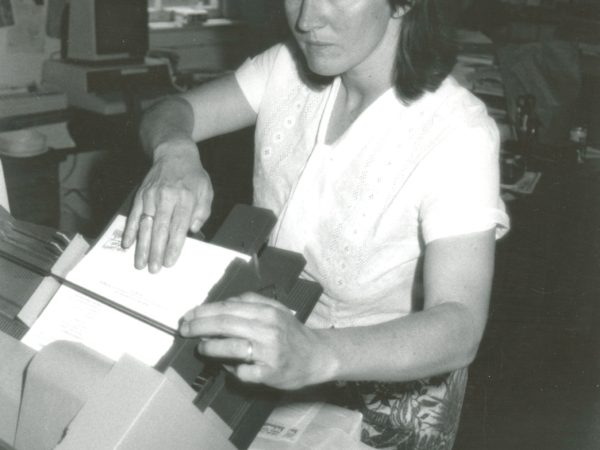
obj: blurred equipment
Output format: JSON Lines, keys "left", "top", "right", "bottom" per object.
{"left": 41, "top": 58, "right": 173, "bottom": 115}
{"left": 570, "top": 125, "right": 588, "bottom": 163}
{"left": 45, "top": 0, "right": 67, "bottom": 39}
{"left": 169, "top": 6, "right": 209, "bottom": 26}
{"left": 0, "top": 85, "right": 67, "bottom": 120}
{"left": 46, "top": 0, "right": 149, "bottom": 63}
{"left": 497, "top": 41, "right": 582, "bottom": 145}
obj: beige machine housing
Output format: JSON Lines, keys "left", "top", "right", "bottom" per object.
{"left": 0, "top": 333, "right": 236, "bottom": 450}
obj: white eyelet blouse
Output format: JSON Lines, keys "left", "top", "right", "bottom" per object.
{"left": 234, "top": 43, "right": 510, "bottom": 329}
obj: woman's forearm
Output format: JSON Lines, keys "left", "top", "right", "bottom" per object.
{"left": 312, "top": 301, "right": 482, "bottom": 384}
{"left": 139, "top": 74, "right": 257, "bottom": 162}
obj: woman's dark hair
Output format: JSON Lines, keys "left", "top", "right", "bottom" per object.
{"left": 389, "top": 0, "right": 456, "bottom": 104}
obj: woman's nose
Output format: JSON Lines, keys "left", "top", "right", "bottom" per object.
{"left": 296, "top": 0, "right": 326, "bottom": 33}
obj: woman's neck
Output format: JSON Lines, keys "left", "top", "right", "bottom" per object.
{"left": 339, "top": 17, "right": 399, "bottom": 113}
{"left": 324, "top": 18, "right": 400, "bottom": 144}
{"left": 337, "top": 74, "right": 391, "bottom": 121}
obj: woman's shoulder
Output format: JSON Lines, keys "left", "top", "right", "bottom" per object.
{"left": 244, "top": 42, "right": 292, "bottom": 74}
{"left": 247, "top": 41, "right": 310, "bottom": 81}
{"left": 235, "top": 41, "right": 316, "bottom": 112}
{"left": 397, "top": 76, "right": 500, "bottom": 171}
{"left": 417, "top": 77, "right": 499, "bottom": 144}
{"left": 437, "top": 77, "right": 495, "bottom": 126}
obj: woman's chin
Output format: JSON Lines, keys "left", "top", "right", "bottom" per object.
{"left": 305, "top": 60, "right": 342, "bottom": 78}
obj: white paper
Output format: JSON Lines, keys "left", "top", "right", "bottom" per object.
{"left": 501, "top": 171, "right": 542, "bottom": 195}
{"left": 18, "top": 233, "right": 90, "bottom": 327}
{"left": 22, "top": 285, "right": 174, "bottom": 367}
{"left": 23, "top": 214, "right": 251, "bottom": 365}
{"left": 67, "top": 215, "right": 250, "bottom": 330}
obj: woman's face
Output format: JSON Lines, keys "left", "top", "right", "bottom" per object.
{"left": 284, "top": 0, "right": 397, "bottom": 77}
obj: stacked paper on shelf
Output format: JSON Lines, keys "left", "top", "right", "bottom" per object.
{"left": 452, "top": 29, "right": 510, "bottom": 137}
{"left": 453, "top": 29, "right": 498, "bottom": 89}
{"left": 455, "top": 29, "right": 496, "bottom": 67}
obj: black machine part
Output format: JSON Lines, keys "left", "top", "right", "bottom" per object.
{"left": 155, "top": 205, "right": 322, "bottom": 450}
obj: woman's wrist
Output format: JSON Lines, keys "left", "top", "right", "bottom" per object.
{"left": 139, "top": 96, "right": 195, "bottom": 160}
{"left": 153, "top": 138, "right": 200, "bottom": 164}
{"left": 309, "top": 328, "right": 342, "bottom": 385}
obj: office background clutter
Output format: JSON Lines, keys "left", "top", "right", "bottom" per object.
{"left": 0, "top": 1, "right": 599, "bottom": 449}
{"left": 0, "top": 0, "right": 282, "bottom": 237}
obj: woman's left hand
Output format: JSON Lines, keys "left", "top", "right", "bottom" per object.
{"left": 179, "top": 293, "right": 332, "bottom": 390}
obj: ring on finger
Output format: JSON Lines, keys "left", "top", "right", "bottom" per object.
{"left": 245, "top": 340, "right": 254, "bottom": 363}
{"left": 140, "top": 213, "right": 155, "bottom": 223}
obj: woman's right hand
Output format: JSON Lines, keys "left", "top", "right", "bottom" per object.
{"left": 122, "top": 139, "right": 213, "bottom": 273}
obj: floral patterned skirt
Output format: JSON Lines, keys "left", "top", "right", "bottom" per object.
{"left": 332, "top": 368, "right": 468, "bottom": 449}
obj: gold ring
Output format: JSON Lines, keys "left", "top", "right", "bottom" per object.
{"left": 245, "top": 340, "right": 253, "bottom": 363}
{"left": 140, "top": 213, "right": 154, "bottom": 222}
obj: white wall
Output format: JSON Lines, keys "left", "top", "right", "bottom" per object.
{"left": 0, "top": 1, "right": 60, "bottom": 88}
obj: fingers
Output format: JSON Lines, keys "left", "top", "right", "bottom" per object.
{"left": 201, "top": 339, "right": 298, "bottom": 389}
{"left": 181, "top": 296, "right": 313, "bottom": 390}
{"left": 190, "top": 207, "right": 205, "bottom": 234}
{"left": 179, "top": 296, "right": 293, "bottom": 363}
{"left": 182, "top": 294, "right": 290, "bottom": 323}
{"left": 234, "top": 364, "right": 269, "bottom": 384}
{"left": 134, "top": 212, "right": 156, "bottom": 270}
{"left": 181, "top": 314, "right": 268, "bottom": 340}
{"left": 122, "top": 192, "right": 144, "bottom": 249}
{"left": 197, "top": 337, "right": 258, "bottom": 362}
{"left": 189, "top": 170, "right": 213, "bottom": 234}
{"left": 125, "top": 174, "right": 210, "bottom": 272}
{"left": 121, "top": 146, "right": 214, "bottom": 271}
{"left": 146, "top": 187, "right": 184, "bottom": 272}
{"left": 164, "top": 203, "right": 193, "bottom": 267}
{"left": 132, "top": 188, "right": 159, "bottom": 271}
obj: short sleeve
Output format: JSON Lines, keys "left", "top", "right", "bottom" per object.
{"left": 234, "top": 43, "right": 285, "bottom": 113}
{"left": 419, "top": 119, "right": 510, "bottom": 244}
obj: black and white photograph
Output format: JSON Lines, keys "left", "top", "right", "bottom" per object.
{"left": 0, "top": 1, "right": 598, "bottom": 449}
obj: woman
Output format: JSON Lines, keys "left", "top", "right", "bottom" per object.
{"left": 122, "top": 0, "right": 509, "bottom": 448}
